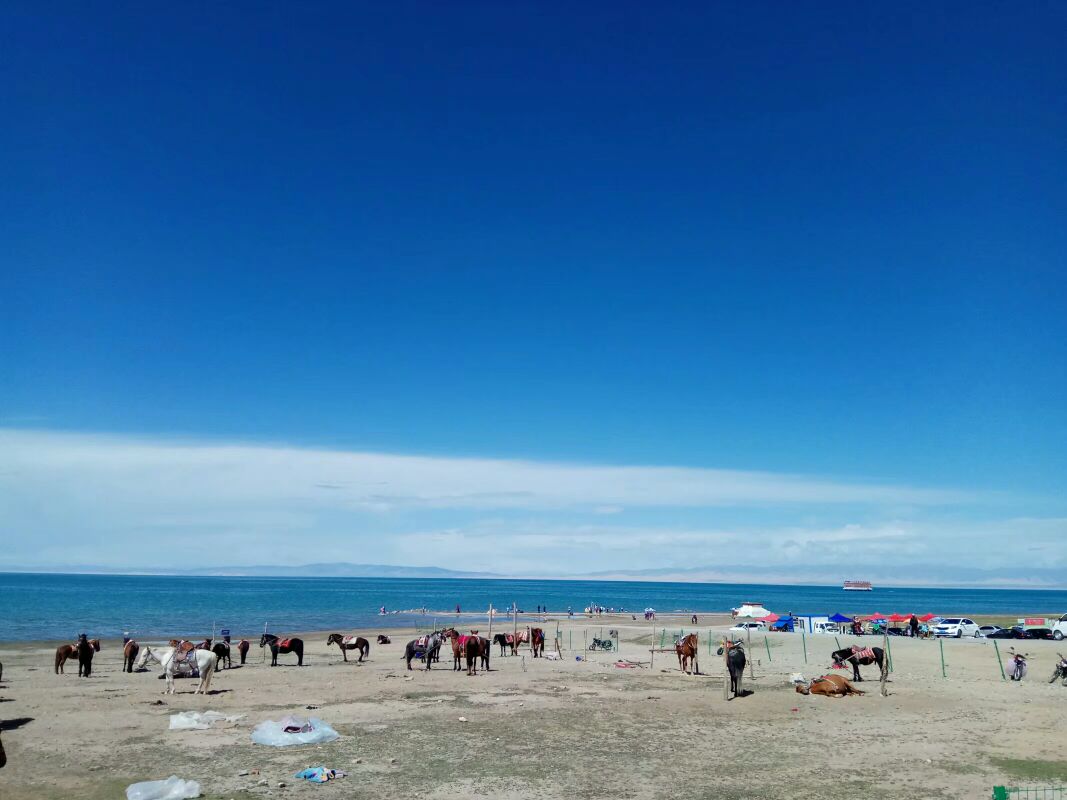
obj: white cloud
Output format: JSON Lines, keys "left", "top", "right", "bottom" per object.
{"left": 1, "top": 428, "right": 1059, "bottom": 584}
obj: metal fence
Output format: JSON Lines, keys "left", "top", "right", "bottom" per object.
{"left": 993, "top": 786, "right": 1067, "bottom": 800}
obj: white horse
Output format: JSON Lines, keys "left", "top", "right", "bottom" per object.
{"left": 134, "top": 645, "right": 217, "bottom": 695}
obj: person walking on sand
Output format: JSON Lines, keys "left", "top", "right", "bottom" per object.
{"left": 456, "top": 604, "right": 461, "bottom": 615}
{"left": 909, "top": 615, "right": 919, "bottom": 638}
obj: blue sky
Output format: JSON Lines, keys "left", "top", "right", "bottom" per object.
{"left": 1, "top": 4, "right": 1065, "bottom": 583}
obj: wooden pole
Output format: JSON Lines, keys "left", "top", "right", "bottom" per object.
{"left": 513, "top": 601, "right": 518, "bottom": 653}
{"left": 488, "top": 603, "right": 493, "bottom": 641}
{"left": 649, "top": 616, "right": 655, "bottom": 669}
{"left": 801, "top": 630, "right": 808, "bottom": 663}
{"left": 764, "top": 635, "right": 772, "bottom": 663}
{"left": 939, "top": 638, "right": 946, "bottom": 678}
{"left": 721, "top": 637, "right": 730, "bottom": 701}
{"left": 747, "top": 625, "right": 754, "bottom": 679}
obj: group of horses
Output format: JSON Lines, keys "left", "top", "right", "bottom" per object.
{"left": 674, "top": 633, "right": 886, "bottom": 701}
{"left": 402, "top": 627, "right": 547, "bottom": 675}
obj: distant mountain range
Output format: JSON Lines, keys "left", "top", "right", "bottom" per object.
{"left": 0, "top": 562, "right": 499, "bottom": 579}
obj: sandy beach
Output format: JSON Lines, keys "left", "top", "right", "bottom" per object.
{"left": 2, "top": 614, "right": 1066, "bottom": 799}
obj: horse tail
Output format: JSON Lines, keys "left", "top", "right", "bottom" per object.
{"left": 362, "top": 640, "right": 370, "bottom": 658}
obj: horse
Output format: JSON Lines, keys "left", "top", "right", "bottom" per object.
{"left": 54, "top": 638, "right": 100, "bottom": 674}
{"left": 474, "top": 635, "right": 491, "bottom": 672}
{"left": 717, "top": 639, "right": 747, "bottom": 699}
{"left": 260, "top": 634, "right": 304, "bottom": 666}
{"left": 830, "top": 646, "right": 888, "bottom": 683}
{"left": 211, "top": 641, "right": 231, "bottom": 670}
{"left": 530, "top": 628, "right": 545, "bottom": 658}
{"left": 123, "top": 640, "right": 140, "bottom": 673}
{"left": 675, "top": 632, "right": 699, "bottom": 675}
{"left": 492, "top": 633, "right": 515, "bottom": 656}
{"left": 403, "top": 631, "right": 443, "bottom": 671}
{"left": 327, "top": 634, "right": 370, "bottom": 662}
{"left": 795, "top": 674, "right": 865, "bottom": 697}
{"left": 237, "top": 640, "right": 250, "bottom": 664}
{"left": 135, "top": 645, "right": 217, "bottom": 695}
{"left": 377, "top": 635, "right": 391, "bottom": 645}
{"left": 77, "top": 634, "right": 96, "bottom": 677}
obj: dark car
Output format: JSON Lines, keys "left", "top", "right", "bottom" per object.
{"left": 987, "top": 626, "right": 1048, "bottom": 640}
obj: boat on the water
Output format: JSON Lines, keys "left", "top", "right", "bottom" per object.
{"left": 842, "top": 580, "right": 873, "bottom": 591}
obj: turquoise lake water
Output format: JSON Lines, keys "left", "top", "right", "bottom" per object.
{"left": 2, "top": 572, "right": 1065, "bottom": 641}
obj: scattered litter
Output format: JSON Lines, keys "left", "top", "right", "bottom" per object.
{"left": 169, "top": 711, "right": 244, "bottom": 731}
{"left": 238, "top": 771, "right": 249, "bottom": 777}
{"left": 457, "top": 716, "right": 468, "bottom": 722}
{"left": 126, "top": 776, "right": 201, "bottom": 800}
{"left": 251, "top": 716, "right": 340, "bottom": 747}
{"left": 305, "top": 704, "right": 319, "bottom": 710}
{"left": 543, "top": 652, "right": 560, "bottom": 661}
{"left": 294, "top": 768, "right": 347, "bottom": 784}
{"left": 575, "top": 656, "right": 583, "bottom": 662}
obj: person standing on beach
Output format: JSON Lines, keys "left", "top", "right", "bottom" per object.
{"left": 909, "top": 615, "right": 919, "bottom": 637}
{"left": 456, "top": 604, "right": 461, "bottom": 615}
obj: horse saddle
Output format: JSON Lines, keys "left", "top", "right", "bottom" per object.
{"left": 415, "top": 636, "right": 428, "bottom": 649}
{"left": 850, "top": 646, "right": 875, "bottom": 660}
{"left": 340, "top": 636, "right": 359, "bottom": 647}
{"left": 505, "top": 634, "right": 515, "bottom": 644}
{"left": 278, "top": 638, "right": 293, "bottom": 649}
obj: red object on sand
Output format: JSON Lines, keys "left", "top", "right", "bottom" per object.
{"left": 888, "top": 613, "right": 909, "bottom": 622}
{"left": 758, "top": 613, "right": 780, "bottom": 623}
{"left": 918, "top": 613, "right": 936, "bottom": 622}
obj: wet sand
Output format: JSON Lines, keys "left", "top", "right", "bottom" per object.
{"left": 2, "top": 613, "right": 1066, "bottom": 799}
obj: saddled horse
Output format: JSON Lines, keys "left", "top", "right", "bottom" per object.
{"left": 237, "top": 639, "right": 250, "bottom": 664}
{"left": 795, "top": 674, "right": 865, "bottom": 697}
{"left": 327, "top": 633, "right": 370, "bottom": 662}
{"left": 403, "top": 631, "right": 444, "bottom": 671}
{"left": 135, "top": 645, "right": 217, "bottom": 694}
{"left": 717, "top": 639, "right": 747, "bottom": 699}
{"left": 492, "top": 633, "right": 515, "bottom": 656}
{"left": 55, "top": 638, "right": 100, "bottom": 674}
{"left": 260, "top": 634, "right": 304, "bottom": 666}
{"left": 675, "top": 632, "right": 699, "bottom": 675}
{"left": 530, "top": 628, "right": 545, "bottom": 658}
{"left": 123, "top": 640, "right": 140, "bottom": 673}
{"left": 830, "top": 646, "right": 887, "bottom": 683}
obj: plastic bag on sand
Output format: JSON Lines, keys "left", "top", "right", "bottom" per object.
{"left": 251, "top": 716, "right": 340, "bottom": 747}
{"left": 126, "top": 776, "right": 201, "bottom": 800}
{"left": 169, "top": 711, "right": 243, "bottom": 731}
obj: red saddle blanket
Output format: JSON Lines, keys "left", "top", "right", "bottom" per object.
{"left": 278, "top": 638, "right": 294, "bottom": 649}
{"left": 851, "top": 646, "right": 876, "bottom": 660}
{"left": 415, "top": 636, "right": 428, "bottom": 648}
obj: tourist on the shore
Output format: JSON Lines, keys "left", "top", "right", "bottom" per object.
{"left": 691, "top": 614, "right": 698, "bottom": 624}
{"left": 909, "top": 615, "right": 919, "bottom": 637}
{"left": 456, "top": 604, "right": 461, "bottom": 615}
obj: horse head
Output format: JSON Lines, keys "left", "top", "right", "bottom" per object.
{"left": 259, "top": 634, "right": 272, "bottom": 648}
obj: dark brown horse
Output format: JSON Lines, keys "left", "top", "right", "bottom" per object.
{"left": 55, "top": 638, "right": 100, "bottom": 674}
{"left": 717, "top": 639, "right": 747, "bottom": 699}
{"left": 260, "top": 634, "right": 304, "bottom": 666}
{"left": 377, "top": 634, "right": 391, "bottom": 645}
{"left": 76, "top": 634, "right": 95, "bottom": 677}
{"left": 211, "top": 642, "right": 231, "bottom": 669}
{"left": 675, "top": 632, "right": 699, "bottom": 674}
{"left": 237, "top": 640, "right": 250, "bottom": 664}
{"left": 123, "top": 640, "right": 140, "bottom": 673}
{"left": 530, "top": 628, "right": 545, "bottom": 658}
{"left": 327, "top": 633, "right": 370, "bottom": 662}
{"left": 830, "top": 646, "right": 887, "bottom": 683}
{"left": 492, "top": 633, "right": 515, "bottom": 656}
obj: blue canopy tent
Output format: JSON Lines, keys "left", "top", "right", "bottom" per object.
{"left": 770, "top": 615, "right": 796, "bottom": 632}
{"left": 829, "top": 613, "right": 853, "bottom": 623}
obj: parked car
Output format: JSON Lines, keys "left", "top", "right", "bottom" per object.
{"left": 932, "top": 618, "right": 979, "bottom": 638}
{"left": 813, "top": 622, "right": 840, "bottom": 635}
{"left": 1052, "top": 614, "right": 1067, "bottom": 641}
{"left": 975, "top": 625, "right": 1004, "bottom": 638}
{"left": 987, "top": 626, "right": 1036, "bottom": 640}
{"left": 729, "top": 621, "right": 767, "bottom": 634}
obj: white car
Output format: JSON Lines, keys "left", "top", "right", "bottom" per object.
{"left": 729, "top": 621, "right": 767, "bottom": 634}
{"left": 813, "top": 622, "right": 841, "bottom": 635}
{"left": 932, "top": 618, "right": 979, "bottom": 638}
{"left": 975, "top": 625, "right": 1003, "bottom": 638}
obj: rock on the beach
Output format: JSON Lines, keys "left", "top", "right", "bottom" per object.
{"left": 458, "top": 716, "right": 467, "bottom": 722}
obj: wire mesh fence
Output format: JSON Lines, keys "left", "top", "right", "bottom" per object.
{"left": 993, "top": 786, "right": 1067, "bottom": 800}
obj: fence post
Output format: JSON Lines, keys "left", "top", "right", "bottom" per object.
{"left": 764, "top": 636, "right": 772, "bottom": 663}
{"left": 939, "top": 638, "right": 946, "bottom": 678}
{"left": 801, "top": 630, "right": 807, "bottom": 663}
{"left": 885, "top": 635, "right": 894, "bottom": 673}
{"left": 834, "top": 635, "right": 842, "bottom": 650}
{"left": 993, "top": 640, "right": 1006, "bottom": 681}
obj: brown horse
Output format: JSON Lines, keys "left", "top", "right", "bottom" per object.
{"left": 55, "top": 639, "right": 101, "bottom": 674}
{"left": 530, "top": 628, "right": 545, "bottom": 658}
{"left": 377, "top": 634, "right": 391, "bottom": 645}
{"left": 123, "top": 640, "right": 140, "bottom": 673}
{"left": 237, "top": 640, "right": 250, "bottom": 664}
{"left": 796, "top": 674, "right": 865, "bottom": 697}
{"left": 327, "top": 633, "right": 370, "bottom": 662}
{"left": 76, "top": 634, "right": 95, "bottom": 677}
{"left": 675, "top": 633, "right": 699, "bottom": 675}
{"left": 168, "top": 640, "right": 197, "bottom": 655}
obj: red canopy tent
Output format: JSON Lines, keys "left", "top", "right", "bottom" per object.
{"left": 918, "top": 613, "right": 936, "bottom": 622}
{"left": 888, "top": 613, "right": 910, "bottom": 623}
{"left": 758, "top": 612, "right": 780, "bottom": 623}
{"left": 862, "top": 612, "right": 886, "bottom": 621}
